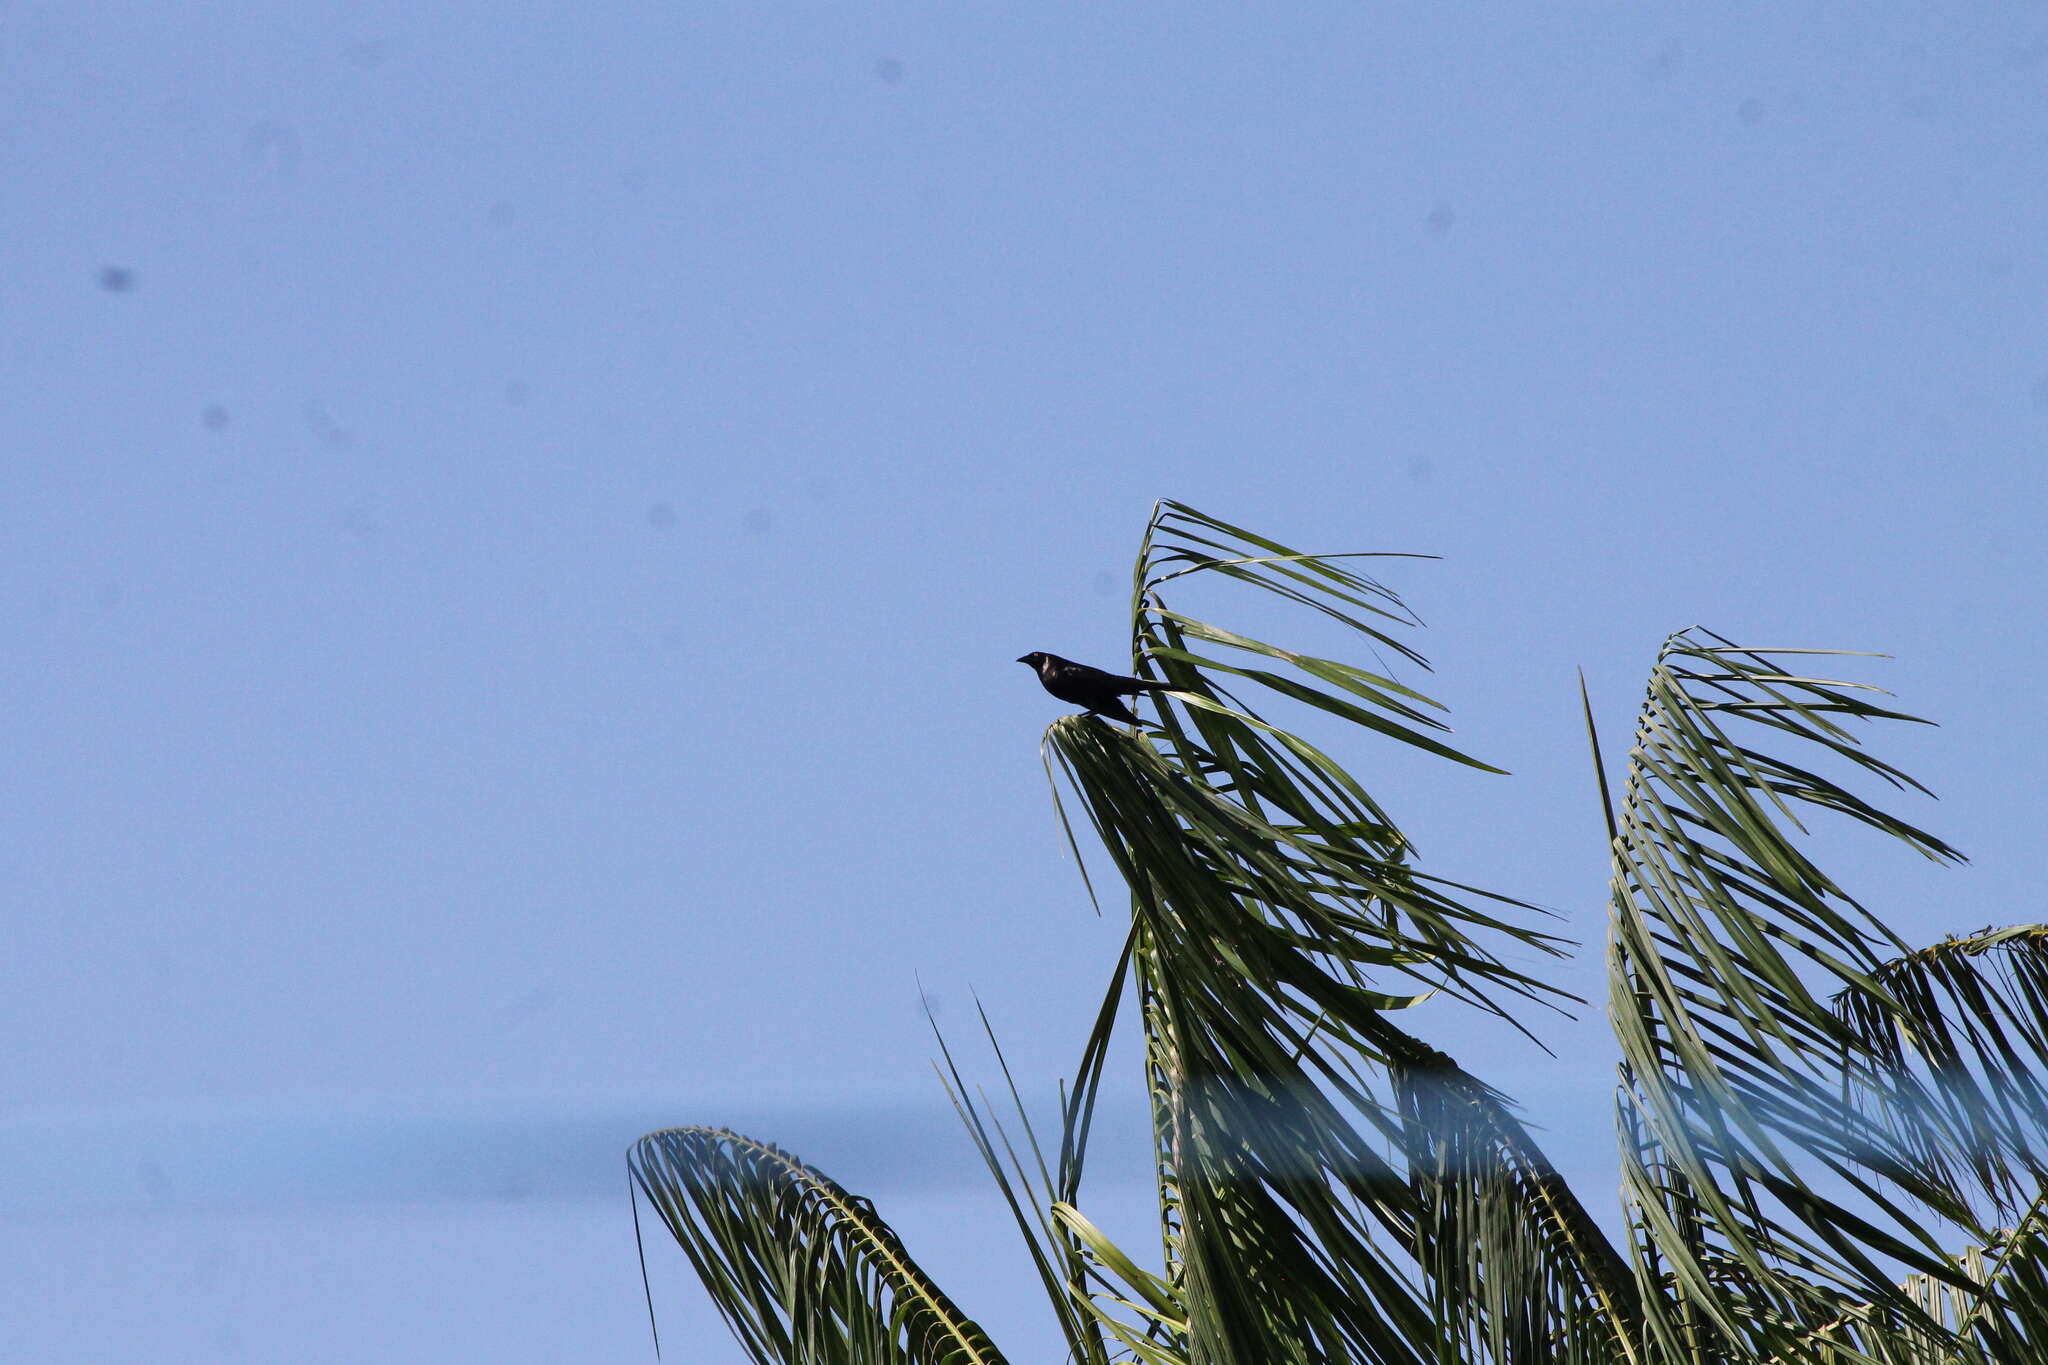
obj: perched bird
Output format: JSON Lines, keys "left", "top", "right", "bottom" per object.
{"left": 1016, "top": 651, "right": 1175, "bottom": 725}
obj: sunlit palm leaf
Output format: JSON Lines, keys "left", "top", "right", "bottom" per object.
{"left": 1053, "top": 1199, "right": 1192, "bottom": 1365}
{"left": 631, "top": 1126, "right": 1008, "bottom": 1365}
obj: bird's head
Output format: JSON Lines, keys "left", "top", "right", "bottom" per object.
{"left": 1016, "top": 652, "right": 1049, "bottom": 668}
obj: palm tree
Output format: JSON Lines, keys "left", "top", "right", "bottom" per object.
{"left": 630, "top": 501, "right": 2048, "bottom": 1365}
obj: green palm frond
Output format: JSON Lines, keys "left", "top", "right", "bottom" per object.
{"left": 1029, "top": 502, "right": 1641, "bottom": 1365}
{"left": 1120, "top": 502, "right": 1573, "bottom": 1014}
{"left": 1604, "top": 628, "right": 1989, "bottom": 1360}
{"left": 1752, "top": 1197, "right": 2048, "bottom": 1365}
{"left": 630, "top": 1127, "right": 1007, "bottom": 1365}
{"left": 1052, "top": 1199, "right": 1192, "bottom": 1365}
{"left": 1051, "top": 716, "right": 1639, "bottom": 1365}
{"left": 926, "top": 986, "right": 1123, "bottom": 1365}
{"left": 1833, "top": 928, "right": 2048, "bottom": 1221}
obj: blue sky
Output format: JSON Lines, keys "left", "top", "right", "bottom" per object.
{"left": 5, "top": 5, "right": 2045, "bottom": 1360}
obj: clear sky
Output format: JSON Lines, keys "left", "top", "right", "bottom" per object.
{"left": 5, "top": 5, "right": 2045, "bottom": 1361}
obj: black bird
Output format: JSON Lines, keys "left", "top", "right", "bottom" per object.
{"left": 1016, "top": 652, "right": 1174, "bottom": 725}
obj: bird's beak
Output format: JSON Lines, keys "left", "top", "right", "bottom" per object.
{"left": 1015, "top": 655, "right": 1031, "bottom": 663}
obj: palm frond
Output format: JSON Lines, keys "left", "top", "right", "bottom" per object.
{"left": 1030, "top": 503, "right": 1643, "bottom": 1365}
{"left": 1833, "top": 928, "right": 2048, "bottom": 1224}
{"left": 926, "top": 984, "right": 1124, "bottom": 1365}
{"left": 1604, "top": 628, "right": 1985, "bottom": 1360}
{"left": 1756, "top": 1196, "right": 2048, "bottom": 1365}
{"left": 630, "top": 1126, "right": 1009, "bottom": 1365}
